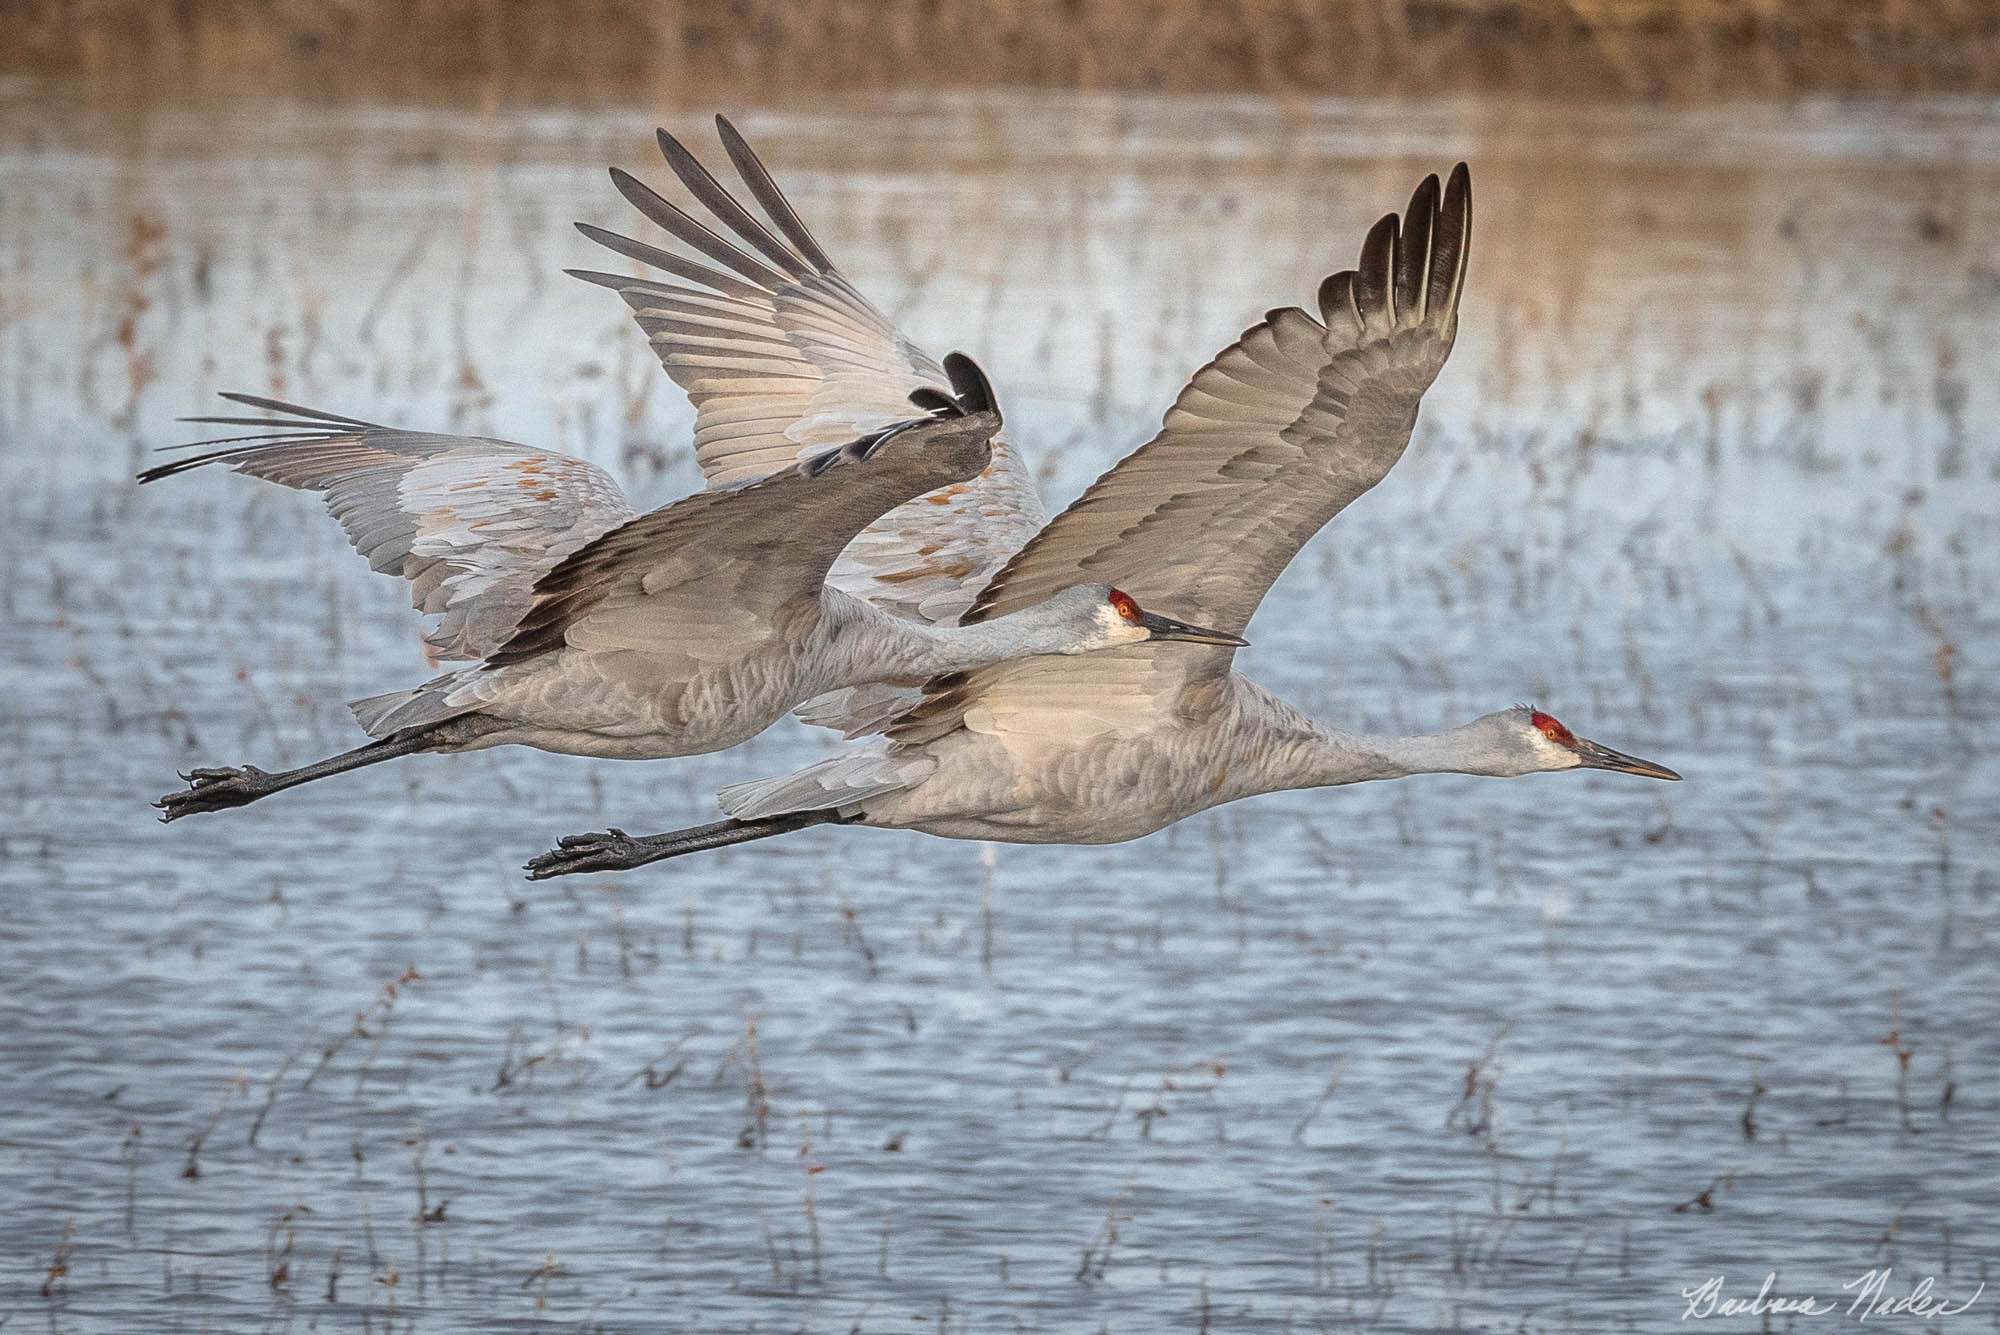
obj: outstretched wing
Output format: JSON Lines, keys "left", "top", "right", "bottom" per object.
{"left": 888, "top": 165, "right": 1471, "bottom": 744}
{"left": 139, "top": 395, "right": 637, "bottom": 662}
{"left": 574, "top": 117, "right": 1045, "bottom": 630}
{"left": 485, "top": 408, "right": 1002, "bottom": 671}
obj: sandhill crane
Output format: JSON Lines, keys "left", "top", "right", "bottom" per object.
{"left": 144, "top": 120, "right": 1242, "bottom": 821}
{"left": 144, "top": 364, "right": 1238, "bottom": 820}
{"left": 525, "top": 161, "right": 1680, "bottom": 879}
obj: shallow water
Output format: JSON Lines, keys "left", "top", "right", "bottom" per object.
{"left": 1, "top": 89, "right": 1997, "bottom": 1331}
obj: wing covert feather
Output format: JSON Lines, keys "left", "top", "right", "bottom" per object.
{"left": 486, "top": 412, "right": 1001, "bottom": 668}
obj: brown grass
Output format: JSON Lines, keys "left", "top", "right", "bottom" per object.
{"left": 8, "top": 0, "right": 2000, "bottom": 107}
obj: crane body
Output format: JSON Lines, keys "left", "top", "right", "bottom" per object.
{"left": 527, "top": 158, "right": 1679, "bottom": 880}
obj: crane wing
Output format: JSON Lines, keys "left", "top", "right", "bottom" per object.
{"left": 574, "top": 117, "right": 1046, "bottom": 635}
{"left": 138, "top": 396, "right": 637, "bottom": 662}
{"left": 484, "top": 408, "right": 1002, "bottom": 671}
{"left": 887, "top": 165, "right": 1470, "bottom": 745}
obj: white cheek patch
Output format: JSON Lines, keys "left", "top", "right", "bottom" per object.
{"left": 1105, "top": 605, "right": 1153, "bottom": 643}
{"left": 1537, "top": 734, "right": 1584, "bottom": 767}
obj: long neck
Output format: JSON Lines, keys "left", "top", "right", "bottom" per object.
{"left": 1231, "top": 688, "right": 1518, "bottom": 799}
{"left": 814, "top": 594, "right": 1080, "bottom": 688}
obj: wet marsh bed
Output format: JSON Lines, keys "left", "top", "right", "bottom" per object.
{"left": 1, "top": 89, "right": 1997, "bottom": 1330}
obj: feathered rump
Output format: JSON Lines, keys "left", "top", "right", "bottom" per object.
{"left": 790, "top": 682, "right": 921, "bottom": 739}
{"left": 347, "top": 670, "right": 485, "bottom": 737}
{"left": 716, "top": 747, "right": 931, "bottom": 820}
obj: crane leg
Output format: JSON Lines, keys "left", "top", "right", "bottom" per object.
{"left": 154, "top": 716, "right": 496, "bottom": 822}
{"left": 524, "top": 810, "right": 852, "bottom": 880}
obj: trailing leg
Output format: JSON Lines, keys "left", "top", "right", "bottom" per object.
{"left": 154, "top": 716, "right": 495, "bottom": 821}
{"left": 524, "top": 810, "right": 853, "bottom": 880}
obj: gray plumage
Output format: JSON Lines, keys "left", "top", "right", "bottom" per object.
{"left": 145, "top": 390, "right": 1227, "bottom": 818}
{"left": 144, "top": 120, "right": 1195, "bottom": 821}
{"left": 528, "top": 163, "right": 1679, "bottom": 881}
{"left": 137, "top": 395, "right": 637, "bottom": 663}
{"left": 571, "top": 116, "right": 1047, "bottom": 630}
{"left": 564, "top": 117, "right": 1056, "bottom": 740}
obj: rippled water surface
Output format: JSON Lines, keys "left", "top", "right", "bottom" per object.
{"left": 2, "top": 89, "right": 1997, "bottom": 1331}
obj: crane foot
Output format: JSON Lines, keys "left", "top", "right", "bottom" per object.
{"left": 523, "top": 829, "right": 662, "bottom": 880}
{"left": 155, "top": 766, "right": 276, "bottom": 822}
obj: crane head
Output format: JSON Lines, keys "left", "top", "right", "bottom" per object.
{"left": 1100, "top": 586, "right": 1247, "bottom": 648}
{"left": 1520, "top": 707, "right": 1680, "bottom": 780}
{"left": 1021, "top": 584, "right": 1247, "bottom": 651}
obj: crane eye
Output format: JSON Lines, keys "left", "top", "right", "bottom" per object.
{"left": 1530, "top": 711, "right": 1576, "bottom": 745}
{"left": 1107, "top": 588, "right": 1144, "bottom": 624}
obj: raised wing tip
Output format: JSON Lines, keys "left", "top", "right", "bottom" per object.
{"left": 1407, "top": 172, "right": 1441, "bottom": 217}
{"left": 654, "top": 125, "right": 699, "bottom": 168}
{"left": 1440, "top": 164, "right": 1472, "bottom": 240}
{"left": 1363, "top": 211, "right": 1400, "bottom": 255}
{"left": 1432, "top": 163, "right": 1473, "bottom": 326}
{"left": 607, "top": 166, "right": 652, "bottom": 204}
{"left": 564, "top": 266, "right": 644, "bottom": 293}
{"left": 1442, "top": 164, "right": 1471, "bottom": 222}
{"left": 943, "top": 352, "right": 999, "bottom": 421}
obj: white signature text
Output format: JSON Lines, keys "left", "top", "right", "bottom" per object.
{"left": 1681, "top": 1270, "right": 1984, "bottom": 1322}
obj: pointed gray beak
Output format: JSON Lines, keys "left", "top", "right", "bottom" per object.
{"left": 1575, "top": 737, "right": 1681, "bottom": 781}
{"left": 1139, "top": 610, "right": 1248, "bottom": 648}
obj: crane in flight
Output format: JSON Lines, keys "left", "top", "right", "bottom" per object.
{"left": 525, "top": 159, "right": 1679, "bottom": 879}
{"left": 144, "top": 188, "right": 1241, "bottom": 822}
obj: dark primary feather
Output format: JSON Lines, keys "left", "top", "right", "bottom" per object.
{"left": 1394, "top": 174, "right": 1440, "bottom": 319}
{"left": 904, "top": 353, "right": 1000, "bottom": 422}
{"left": 713, "top": 114, "right": 836, "bottom": 272}
{"left": 907, "top": 387, "right": 960, "bottom": 416}
{"left": 563, "top": 268, "right": 682, "bottom": 301}
{"left": 943, "top": 352, "right": 998, "bottom": 419}
{"left": 213, "top": 392, "right": 384, "bottom": 428}
{"left": 654, "top": 127, "right": 813, "bottom": 280}
{"left": 567, "top": 228, "right": 766, "bottom": 301}
{"left": 138, "top": 395, "right": 396, "bottom": 483}
{"left": 604, "top": 169, "right": 791, "bottom": 290}
{"left": 139, "top": 435, "right": 331, "bottom": 481}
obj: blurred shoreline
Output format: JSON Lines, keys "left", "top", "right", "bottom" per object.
{"left": 8, "top": 0, "right": 2000, "bottom": 109}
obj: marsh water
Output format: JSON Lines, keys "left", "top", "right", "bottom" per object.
{"left": 1, "top": 88, "right": 1997, "bottom": 1331}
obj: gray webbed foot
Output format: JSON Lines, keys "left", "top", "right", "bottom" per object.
{"left": 155, "top": 766, "right": 275, "bottom": 822}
